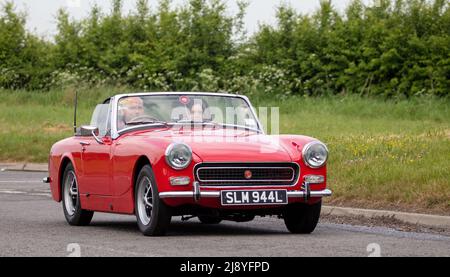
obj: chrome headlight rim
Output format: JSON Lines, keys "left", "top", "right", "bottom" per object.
{"left": 165, "top": 143, "right": 193, "bottom": 170}
{"left": 302, "top": 141, "right": 329, "bottom": 169}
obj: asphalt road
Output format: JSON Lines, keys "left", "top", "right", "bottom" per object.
{"left": 0, "top": 170, "right": 449, "bottom": 257}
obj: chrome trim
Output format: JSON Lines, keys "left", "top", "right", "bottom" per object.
{"left": 111, "top": 95, "right": 119, "bottom": 139}
{"left": 110, "top": 92, "right": 265, "bottom": 139}
{"left": 93, "top": 133, "right": 104, "bottom": 145}
{"left": 194, "top": 162, "right": 301, "bottom": 188}
{"left": 196, "top": 166, "right": 295, "bottom": 183}
{"left": 42, "top": 177, "right": 51, "bottom": 184}
{"left": 302, "top": 182, "right": 311, "bottom": 201}
{"left": 165, "top": 142, "right": 193, "bottom": 170}
{"left": 159, "top": 189, "right": 332, "bottom": 199}
{"left": 302, "top": 141, "right": 329, "bottom": 169}
{"left": 80, "top": 126, "right": 104, "bottom": 145}
{"left": 288, "top": 189, "right": 332, "bottom": 198}
{"left": 193, "top": 181, "right": 200, "bottom": 202}
{"left": 159, "top": 191, "right": 220, "bottom": 199}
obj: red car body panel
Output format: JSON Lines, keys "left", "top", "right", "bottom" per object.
{"left": 49, "top": 126, "right": 327, "bottom": 215}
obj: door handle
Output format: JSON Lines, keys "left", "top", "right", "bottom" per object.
{"left": 80, "top": 142, "right": 90, "bottom": 152}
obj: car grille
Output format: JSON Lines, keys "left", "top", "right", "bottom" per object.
{"left": 194, "top": 163, "right": 299, "bottom": 187}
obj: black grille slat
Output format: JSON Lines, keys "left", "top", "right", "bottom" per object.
{"left": 198, "top": 168, "right": 293, "bottom": 181}
{"left": 195, "top": 163, "right": 299, "bottom": 187}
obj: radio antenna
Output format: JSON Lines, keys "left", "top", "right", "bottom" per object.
{"left": 73, "top": 89, "right": 78, "bottom": 134}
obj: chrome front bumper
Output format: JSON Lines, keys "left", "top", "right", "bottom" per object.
{"left": 159, "top": 182, "right": 332, "bottom": 202}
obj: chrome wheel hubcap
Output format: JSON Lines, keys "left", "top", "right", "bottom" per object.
{"left": 137, "top": 176, "right": 153, "bottom": 225}
{"left": 64, "top": 171, "right": 78, "bottom": 216}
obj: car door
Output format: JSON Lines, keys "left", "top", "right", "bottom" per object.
{"left": 79, "top": 102, "right": 113, "bottom": 196}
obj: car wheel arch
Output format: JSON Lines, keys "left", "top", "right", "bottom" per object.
{"left": 58, "top": 156, "right": 75, "bottom": 201}
{"left": 132, "top": 156, "right": 153, "bottom": 211}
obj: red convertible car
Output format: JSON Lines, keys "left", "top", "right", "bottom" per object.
{"left": 44, "top": 92, "right": 331, "bottom": 236}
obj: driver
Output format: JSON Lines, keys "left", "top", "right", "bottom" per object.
{"left": 118, "top": 97, "right": 145, "bottom": 130}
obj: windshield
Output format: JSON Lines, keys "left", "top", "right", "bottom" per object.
{"left": 117, "top": 95, "right": 259, "bottom": 132}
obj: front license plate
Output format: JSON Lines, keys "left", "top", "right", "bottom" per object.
{"left": 221, "top": 190, "right": 288, "bottom": 206}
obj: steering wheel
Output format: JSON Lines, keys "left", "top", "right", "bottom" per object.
{"left": 126, "top": 115, "right": 161, "bottom": 124}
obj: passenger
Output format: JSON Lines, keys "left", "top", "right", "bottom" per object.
{"left": 186, "top": 98, "right": 209, "bottom": 122}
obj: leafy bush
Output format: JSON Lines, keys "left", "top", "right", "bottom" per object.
{"left": 0, "top": 2, "right": 54, "bottom": 89}
{"left": 0, "top": 0, "right": 448, "bottom": 97}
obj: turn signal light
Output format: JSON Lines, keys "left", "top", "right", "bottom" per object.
{"left": 170, "top": 177, "right": 191, "bottom": 186}
{"left": 304, "top": 175, "right": 325, "bottom": 184}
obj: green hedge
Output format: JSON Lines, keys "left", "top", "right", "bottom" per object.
{"left": 0, "top": 0, "right": 449, "bottom": 97}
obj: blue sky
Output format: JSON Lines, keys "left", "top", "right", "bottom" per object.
{"left": 8, "top": 0, "right": 370, "bottom": 38}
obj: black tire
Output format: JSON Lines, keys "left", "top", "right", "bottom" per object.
{"left": 62, "top": 163, "right": 94, "bottom": 226}
{"left": 283, "top": 200, "right": 322, "bottom": 234}
{"left": 135, "top": 165, "right": 172, "bottom": 236}
{"left": 198, "top": 216, "right": 222, "bottom": 224}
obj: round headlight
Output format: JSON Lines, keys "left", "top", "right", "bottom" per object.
{"left": 302, "top": 141, "right": 328, "bottom": 168}
{"left": 165, "top": 143, "right": 192, "bottom": 170}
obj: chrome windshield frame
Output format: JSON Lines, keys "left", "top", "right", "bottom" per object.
{"left": 110, "top": 92, "right": 264, "bottom": 140}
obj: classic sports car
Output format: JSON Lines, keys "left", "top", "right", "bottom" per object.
{"left": 44, "top": 92, "right": 331, "bottom": 236}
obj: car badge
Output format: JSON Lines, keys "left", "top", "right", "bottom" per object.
{"left": 179, "top": 96, "right": 190, "bottom": 105}
{"left": 244, "top": 170, "right": 252, "bottom": 180}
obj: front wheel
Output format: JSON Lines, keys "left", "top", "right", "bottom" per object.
{"left": 62, "top": 163, "right": 94, "bottom": 226}
{"left": 283, "top": 200, "right": 322, "bottom": 234}
{"left": 135, "top": 165, "right": 172, "bottom": 236}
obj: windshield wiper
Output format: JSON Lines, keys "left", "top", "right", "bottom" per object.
{"left": 174, "top": 120, "right": 260, "bottom": 133}
{"left": 125, "top": 120, "right": 169, "bottom": 127}
{"left": 176, "top": 120, "right": 219, "bottom": 125}
{"left": 219, "top": 124, "right": 261, "bottom": 133}
{"left": 175, "top": 120, "right": 223, "bottom": 129}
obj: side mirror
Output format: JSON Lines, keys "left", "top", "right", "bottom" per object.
{"left": 80, "top": 126, "right": 104, "bottom": 145}
{"left": 80, "top": 125, "right": 98, "bottom": 136}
